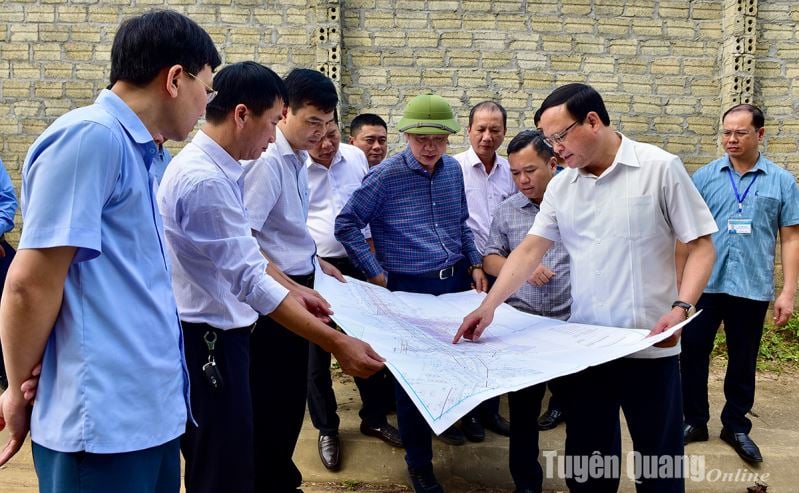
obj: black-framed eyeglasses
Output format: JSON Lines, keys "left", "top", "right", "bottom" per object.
{"left": 542, "top": 120, "right": 581, "bottom": 148}
{"left": 187, "top": 71, "right": 218, "bottom": 104}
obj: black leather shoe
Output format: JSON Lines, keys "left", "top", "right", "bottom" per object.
{"left": 408, "top": 465, "right": 444, "bottom": 492}
{"left": 318, "top": 433, "right": 341, "bottom": 471}
{"left": 482, "top": 413, "right": 511, "bottom": 437}
{"left": 537, "top": 408, "right": 564, "bottom": 431}
{"left": 461, "top": 415, "right": 485, "bottom": 442}
{"left": 436, "top": 425, "right": 466, "bottom": 446}
{"left": 720, "top": 428, "right": 763, "bottom": 463}
{"left": 360, "top": 421, "right": 404, "bottom": 448}
{"left": 683, "top": 423, "right": 709, "bottom": 444}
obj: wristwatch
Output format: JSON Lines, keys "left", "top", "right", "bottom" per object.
{"left": 671, "top": 300, "right": 695, "bottom": 318}
{"left": 468, "top": 263, "right": 483, "bottom": 274}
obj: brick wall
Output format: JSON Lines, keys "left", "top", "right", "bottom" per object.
{"left": 1, "top": 0, "right": 798, "bottom": 247}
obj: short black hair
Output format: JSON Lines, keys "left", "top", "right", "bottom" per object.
{"left": 722, "top": 104, "right": 765, "bottom": 129}
{"left": 507, "top": 129, "right": 555, "bottom": 162}
{"left": 110, "top": 10, "right": 221, "bottom": 86}
{"left": 205, "top": 62, "right": 287, "bottom": 124}
{"left": 284, "top": 68, "right": 338, "bottom": 114}
{"left": 468, "top": 101, "right": 507, "bottom": 129}
{"left": 350, "top": 113, "right": 387, "bottom": 136}
{"left": 537, "top": 83, "right": 610, "bottom": 127}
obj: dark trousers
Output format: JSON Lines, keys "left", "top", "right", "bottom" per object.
{"left": 181, "top": 322, "right": 254, "bottom": 493}
{"left": 0, "top": 239, "right": 16, "bottom": 386}
{"left": 307, "top": 256, "right": 397, "bottom": 434}
{"left": 551, "top": 356, "right": 684, "bottom": 493}
{"left": 681, "top": 293, "right": 769, "bottom": 433}
{"left": 308, "top": 342, "right": 397, "bottom": 433}
{"left": 387, "top": 265, "right": 471, "bottom": 470}
{"left": 508, "top": 383, "right": 546, "bottom": 492}
{"left": 251, "top": 272, "right": 313, "bottom": 493}
{"left": 33, "top": 438, "right": 181, "bottom": 493}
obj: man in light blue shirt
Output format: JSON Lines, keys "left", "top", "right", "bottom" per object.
{"left": 158, "top": 61, "right": 382, "bottom": 493}
{"left": 681, "top": 104, "right": 799, "bottom": 463}
{"left": 0, "top": 159, "right": 18, "bottom": 391}
{"left": 0, "top": 11, "right": 221, "bottom": 493}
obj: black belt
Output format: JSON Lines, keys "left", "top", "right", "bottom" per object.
{"left": 414, "top": 264, "right": 457, "bottom": 280}
{"left": 288, "top": 272, "right": 315, "bottom": 288}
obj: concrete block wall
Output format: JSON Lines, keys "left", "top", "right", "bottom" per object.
{"left": 1, "top": 0, "right": 798, "bottom": 247}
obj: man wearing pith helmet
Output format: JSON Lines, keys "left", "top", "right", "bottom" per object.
{"left": 336, "top": 93, "right": 487, "bottom": 492}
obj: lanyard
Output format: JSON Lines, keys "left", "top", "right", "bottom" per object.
{"left": 726, "top": 167, "right": 758, "bottom": 214}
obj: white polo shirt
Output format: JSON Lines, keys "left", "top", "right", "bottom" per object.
{"left": 530, "top": 133, "right": 718, "bottom": 358}
{"left": 454, "top": 146, "right": 517, "bottom": 254}
{"left": 306, "top": 143, "right": 369, "bottom": 258}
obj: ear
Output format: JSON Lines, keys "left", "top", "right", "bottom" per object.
{"left": 348, "top": 136, "right": 355, "bottom": 144}
{"left": 585, "top": 111, "right": 601, "bottom": 130}
{"left": 548, "top": 156, "right": 559, "bottom": 171}
{"left": 234, "top": 104, "right": 248, "bottom": 129}
{"left": 165, "top": 64, "right": 183, "bottom": 99}
{"left": 756, "top": 127, "right": 765, "bottom": 141}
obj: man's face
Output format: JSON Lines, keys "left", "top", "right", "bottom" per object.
{"left": 467, "top": 108, "right": 506, "bottom": 163}
{"left": 280, "top": 103, "right": 336, "bottom": 151}
{"left": 170, "top": 64, "right": 215, "bottom": 142}
{"left": 721, "top": 110, "right": 763, "bottom": 162}
{"left": 309, "top": 122, "right": 341, "bottom": 167}
{"left": 405, "top": 133, "right": 449, "bottom": 170}
{"left": 239, "top": 98, "right": 285, "bottom": 161}
{"left": 350, "top": 124, "right": 388, "bottom": 166}
{"left": 508, "top": 145, "right": 556, "bottom": 204}
{"left": 538, "top": 104, "right": 590, "bottom": 170}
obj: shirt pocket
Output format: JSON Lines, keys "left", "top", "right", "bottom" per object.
{"left": 610, "top": 194, "right": 660, "bottom": 240}
{"left": 752, "top": 194, "right": 779, "bottom": 229}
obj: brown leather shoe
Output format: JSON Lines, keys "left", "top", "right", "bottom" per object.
{"left": 360, "top": 421, "right": 404, "bottom": 448}
{"left": 318, "top": 433, "right": 341, "bottom": 471}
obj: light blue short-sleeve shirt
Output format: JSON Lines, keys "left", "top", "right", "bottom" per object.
{"left": 20, "top": 89, "right": 189, "bottom": 453}
{"left": 692, "top": 154, "right": 799, "bottom": 301}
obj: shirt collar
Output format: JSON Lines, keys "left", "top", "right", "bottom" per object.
{"left": 192, "top": 130, "right": 244, "bottom": 183}
{"left": 275, "top": 127, "right": 308, "bottom": 168}
{"left": 718, "top": 153, "right": 768, "bottom": 175}
{"left": 510, "top": 191, "right": 538, "bottom": 211}
{"left": 96, "top": 89, "right": 158, "bottom": 164}
{"left": 305, "top": 148, "right": 342, "bottom": 170}
{"left": 570, "top": 132, "right": 637, "bottom": 183}
{"left": 465, "top": 146, "right": 503, "bottom": 170}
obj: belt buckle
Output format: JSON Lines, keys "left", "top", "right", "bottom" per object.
{"left": 439, "top": 266, "right": 454, "bottom": 280}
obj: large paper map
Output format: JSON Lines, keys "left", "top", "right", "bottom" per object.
{"left": 315, "top": 271, "right": 688, "bottom": 435}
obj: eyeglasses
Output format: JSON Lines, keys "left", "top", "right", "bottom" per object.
{"left": 408, "top": 134, "right": 449, "bottom": 147}
{"left": 721, "top": 129, "right": 754, "bottom": 139}
{"left": 187, "top": 71, "right": 217, "bottom": 104}
{"left": 542, "top": 120, "right": 581, "bottom": 148}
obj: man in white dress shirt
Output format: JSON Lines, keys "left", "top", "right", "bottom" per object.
{"left": 158, "top": 63, "right": 383, "bottom": 493}
{"left": 306, "top": 118, "right": 402, "bottom": 472}
{"left": 452, "top": 101, "right": 515, "bottom": 441}
{"left": 457, "top": 83, "right": 717, "bottom": 493}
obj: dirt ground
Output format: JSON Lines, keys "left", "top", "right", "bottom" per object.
{"left": 0, "top": 363, "right": 796, "bottom": 492}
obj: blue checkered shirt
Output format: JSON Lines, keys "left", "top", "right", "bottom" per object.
{"left": 485, "top": 192, "right": 572, "bottom": 320}
{"left": 692, "top": 154, "right": 799, "bottom": 301}
{"left": 335, "top": 147, "right": 482, "bottom": 278}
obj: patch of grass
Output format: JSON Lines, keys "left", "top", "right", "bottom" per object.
{"left": 711, "top": 312, "right": 799, "bottom": 372}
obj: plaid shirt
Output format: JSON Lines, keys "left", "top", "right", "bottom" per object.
{"left": 485, "top": 192, "right": 572, "bottom": 320}
{"left": 335, "top": 147, "right": 482, "bottom": 278}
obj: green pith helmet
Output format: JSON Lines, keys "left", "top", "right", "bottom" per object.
{"left": 397, "top": 93, "right": 461, "bottom": 135}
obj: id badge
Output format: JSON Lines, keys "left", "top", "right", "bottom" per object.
{"left": 727, "top": 217, "right": 752, "bottom": 235}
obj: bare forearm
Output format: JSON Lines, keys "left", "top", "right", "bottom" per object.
{"left": 267, "top": 294, "right": 344, "bottom": 351}
{"left": 0, "top": 247, "right": 75, "bottom": 399}
{"left": 677, "top": 235, "right": 715, "bottom": 306}
{"left": 779, "top": 226, "right": 799, "bottom": 298}
{"left": 483, "top": 254, "right": 507, "bottom": 277}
